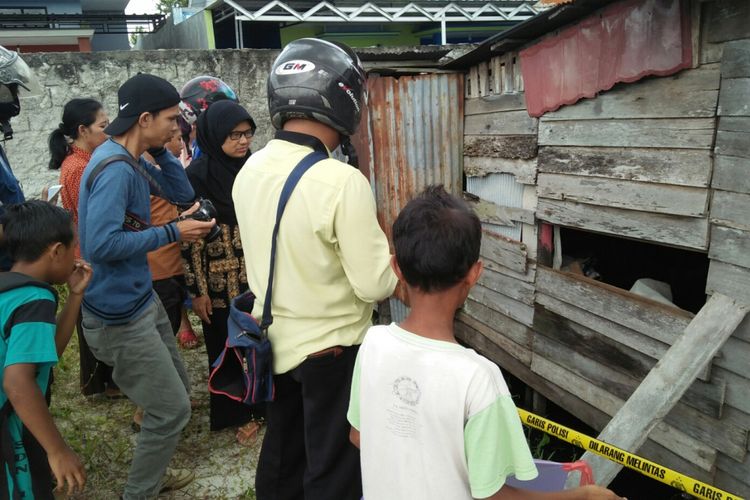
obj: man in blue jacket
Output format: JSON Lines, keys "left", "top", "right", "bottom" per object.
{"left": 78, "top": 73, "right": 214, "bottom": 499}
{"left": 0, "top": 45, "right": 40, "bottom": 270}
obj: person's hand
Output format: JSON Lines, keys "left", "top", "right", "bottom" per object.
{"left": 192, "top": 295, "right": 212, "bottom": 324}
{"left": 48, "top": 445, "right": 86, "bottom": 496}
{"left": 67, "top": 259, "right": 93, "bottom": 296}
{"left": 176, "top": 202, "right": 215, "bottom": 243}
{"left": 579, "top": 485, "right": 627, "bottom": 500}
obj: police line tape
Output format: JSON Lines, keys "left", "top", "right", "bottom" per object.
{"left": 517, "top": 409, "right": 744, "bottom": 500}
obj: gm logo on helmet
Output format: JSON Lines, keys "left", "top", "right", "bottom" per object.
{"left": 275, "top": 60, "right": 316, "bottom": 75}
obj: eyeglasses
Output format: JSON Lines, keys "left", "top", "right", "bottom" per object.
{"left": 228, "top": 130, "right": 254, "bottom": 141}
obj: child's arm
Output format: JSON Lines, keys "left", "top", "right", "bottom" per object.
{"left": 484, "top": 484, "right": 624, "bottom": 500}
{"left": 3, "top": 364, "right": 86, "bottom": 495}
{"left": 54, "top": 260, "right": 92, "bottom": 356}
{"left": 349, "top": 426, "right": 360, "bottom": 449}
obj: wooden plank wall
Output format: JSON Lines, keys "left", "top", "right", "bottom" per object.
{"left": 456, "top": 1, "right": 750, "bottom": 495}
{"left": 705, "top": 30, "right": 750, "bottom": 494}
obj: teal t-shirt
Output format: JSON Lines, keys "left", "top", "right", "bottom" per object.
{"left": 0, "top": 279, "right": 58, "bottom": 499}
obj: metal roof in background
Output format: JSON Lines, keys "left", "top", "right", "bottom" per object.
{"left": 443, "top": 0, "right": 620, "bottom": 68}
{"left": 219, "top": 0, "right": 540, "bottom": 23}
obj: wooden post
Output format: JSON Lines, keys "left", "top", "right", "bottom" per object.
{"left": 578, "top": 293, "right": 748, "bottom": 486}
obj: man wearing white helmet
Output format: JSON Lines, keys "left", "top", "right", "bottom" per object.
{"left": 233, "top": 39, "right": 397, "bottom": 500}
{"left": 0, "top": 46, "right": 41, "bottom": 270}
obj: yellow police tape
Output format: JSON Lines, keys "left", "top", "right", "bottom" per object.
{"left": 517, "top": 408, "right": 744, "bottom": 500}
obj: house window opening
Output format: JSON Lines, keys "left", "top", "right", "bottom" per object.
{"left": 556, "top": 227, "right": 709, "bottom": 314}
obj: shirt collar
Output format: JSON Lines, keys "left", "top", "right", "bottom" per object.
{"left": 274, "top": 130, "right": 329, "bottom": 155}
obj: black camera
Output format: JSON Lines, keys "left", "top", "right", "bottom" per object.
{"left": 178, "top": 198, "right": 222, "bottom": 242}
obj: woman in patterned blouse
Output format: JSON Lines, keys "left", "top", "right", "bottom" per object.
{"left": 49, "top": 98, "right": 120, "bottom": 398}
{"left": 182, "top": 100, "right": 264, "bottom": 442}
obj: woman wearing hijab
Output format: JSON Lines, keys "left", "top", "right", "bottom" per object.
{"left": 182, "top": 100, "right": 263, "bottom": 443}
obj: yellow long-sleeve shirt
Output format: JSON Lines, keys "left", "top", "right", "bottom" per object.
{"left": 233, "top": 132, "right": 397, "bottom": 374}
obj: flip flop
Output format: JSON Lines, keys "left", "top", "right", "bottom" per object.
{"left": 177, "top": 328, "right": 200, "bottom": 349}
{"left": 236, "top": 421, "right": 263, "bottom": 447}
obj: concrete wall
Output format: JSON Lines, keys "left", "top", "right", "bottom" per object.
{"left": 135, "top": 11, "right": 214, "bottom": 51}
{"left": 5, "top": 48, "right": 278, "bottom": 198}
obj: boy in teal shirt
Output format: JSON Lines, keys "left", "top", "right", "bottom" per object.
{"left": 0, "top": 200, "right": 91, "bottom": 499}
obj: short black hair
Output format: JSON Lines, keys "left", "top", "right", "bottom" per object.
{"left": 392, "top": 185, "right": 481, "bottom": 292}
{"left": 0, "top": 200, "right": 74, "bottom": 262}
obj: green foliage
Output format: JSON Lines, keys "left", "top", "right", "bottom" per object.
{"left": 157, "top": 0, "right": 189, "bottom": 14}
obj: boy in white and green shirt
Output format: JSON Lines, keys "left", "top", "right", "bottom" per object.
{"left": 347, "top": 186, "right": 624, "bottom": 500}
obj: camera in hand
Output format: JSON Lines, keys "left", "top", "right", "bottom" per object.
{"left": 179, "top": 198, "right": 222, "bottom": 242}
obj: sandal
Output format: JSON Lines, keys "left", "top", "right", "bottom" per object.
{"left": 236, "top": 420, "right": 263, "bottom": 447}
{"left": 177, "top": 328, "right": 200, "bottom": 349}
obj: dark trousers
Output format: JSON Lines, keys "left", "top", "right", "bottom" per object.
{"left": 152, "top": 277, "right": 186, "bottom": 335}
{"left": 76, "top": 311, "right": 116, "bottom": 396}
{"left": 255, "top": 345, "right": 361, "bottom": 500}
{"left": 202, "top": 307, "right": 263, "bottom": 431}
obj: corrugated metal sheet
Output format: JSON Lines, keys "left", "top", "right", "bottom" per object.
{"left": 520, "top": 0, "right": 692, "bottom": 117}
{"left": 354, "top": 73, "right": 464, "bottom": 242}
{"left": 389, "top": 297, "right": 411, "bottom": 324}
{"left": 466, "top": 173, "right": 524, "bottom": 240}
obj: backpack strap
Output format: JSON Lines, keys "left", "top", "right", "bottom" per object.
{"left": 85, "top": 154, "right": 170, "bottom": 201}
{"left": 260, "top": 150, "right": 328, "bottom": 335}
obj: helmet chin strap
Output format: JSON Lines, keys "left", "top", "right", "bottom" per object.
{"left": 340, "top": 135, "right": 359, "bottom": 169}
{"left": 0, "top": 118, "right": 12, "bottom": 141}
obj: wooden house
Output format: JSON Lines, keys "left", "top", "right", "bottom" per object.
{"left": 438, "top": 0, "right": 750, "bottom": 495}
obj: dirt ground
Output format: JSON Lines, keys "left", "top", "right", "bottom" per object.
{"left": 51, "top": 316, "right": 261, "bottom": 499}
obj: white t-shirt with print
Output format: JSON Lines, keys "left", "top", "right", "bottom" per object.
{"left": 347, "top": 323, "right": 538, "bottom": 500}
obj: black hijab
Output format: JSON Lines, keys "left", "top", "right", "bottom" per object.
{"left": 186, "top": 100, "right": 255, "bottom": 224}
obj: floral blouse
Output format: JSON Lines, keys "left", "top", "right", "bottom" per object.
{"left": 181, "top": 222, "right": 248, "bottom": 309}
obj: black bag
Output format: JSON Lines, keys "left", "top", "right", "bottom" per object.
{"left": 208, "top": 150, "right": 327, "bottom": 405}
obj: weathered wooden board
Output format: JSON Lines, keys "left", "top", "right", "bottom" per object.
{"left": 461, "top": 298, "right": 534, "bottom": 348}
{"left": 582, "top": 294, "right": 747, "bottom": 486}
{"left": 465, "top": 94, "right": 527, "bottom": 116}
{"left": 711, "top": 155, "right": 750, "bottom": 194}
{"left": 701, "top": 40, "right": 724, "bottom": 66}
{"left": 537, "top": 267, "right": 693, "bottom": 345}
{"left": 464, "top": 134, "right": 537, "bottom": 160}
{"left": 454, "top": 319, "right": 717, "bottom": 484}
{"left": 537, "top": 173, "right": 709, "bottom": 217}
{"left": 716, "top": 452, "right": 750, "bottom": 493}
{"left": 538, "top": 146, "right": 711, "bottom": 187}
{"left": 711, "top": 190, "right": 750, "bottom": 231}
{"left": 530, "top": 355, "right": 717, "bottom": 473}
{"left": 465, "top": 110, "right": 538, "bottom": 136}
{"left": 718, "top": 78, "right": 750, "bottom": 117}
{"left": 720, "top": 407, "right": 750, "bottom": 451}
{"left": 709, "top": 225, "right": 750, "bottom": 269}
{"left": 532, "top": 331, "right": 744, "bottom": 461}
{"left": 707, "top": 260, "right": 750, "bottom": 307}
{"left": 721, "top": 40, "right": 750, "bottom": 79}
{"left": 715, "top": 116, "right": 750, "bottom": 159}
{"left": 464, "top": 193, "right": 534, "bottom": 226}
{"left": 465, "top": 156, "right": 537, "bottom": 184}
{"left": 480, "top": 229, "right": 527, "bottom": 274}
{"left": 714, "top": 366, "right": 750, "bottom": 416}
{"left": 716, "top": 336, "right": 750, "bottom": 379}
{"left": 478, "top": 267, "right": 535, "bottom": 306}
{"left": 538, "top": 118, "right": 716, "bottom": 149}
{"left": 483, "top": 257, "right": 536, "bottom": 284}
{"left": 536, "top": 292, "right": 669, "bottom": 360}
{"left": 541, "top": 65, "right": 720, "bottom": 121}
{"left": 713, "top": 471, "right": 749, "bottom": 500}
{"left": 537, "top": 199, "right": 710, "bottom": 250}
{"left": 705, "top": 0, "right": 750, "bottom": 43}
{"left": 533, "top": 305, "right": 725, "bottom": 419}
{"left": 732, "top": 314, "right": 750, "bottom": 343}
{"left": 468, "top": 283, "right": 534, "bottom": 327}
{"left": 456, "top": 314, "right": 532, "bottom": 365}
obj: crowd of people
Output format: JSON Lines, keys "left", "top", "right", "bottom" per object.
{"left": 0, "top": 40, "right": 625, "bottom": 500}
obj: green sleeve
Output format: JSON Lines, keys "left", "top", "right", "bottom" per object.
{"left": 346, "top": 350, "right": 362, "bottom": 430}
{"left": 464, "top": 396, "right": 538, "bottom": 498}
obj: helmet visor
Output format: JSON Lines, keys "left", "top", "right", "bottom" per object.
{"left": 0, "top": 49, "right": 42, "bottom": 97}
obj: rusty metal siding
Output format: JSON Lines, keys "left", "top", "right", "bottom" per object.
{"left": 359, "top": 73, "right": 464, "bottom": 241}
